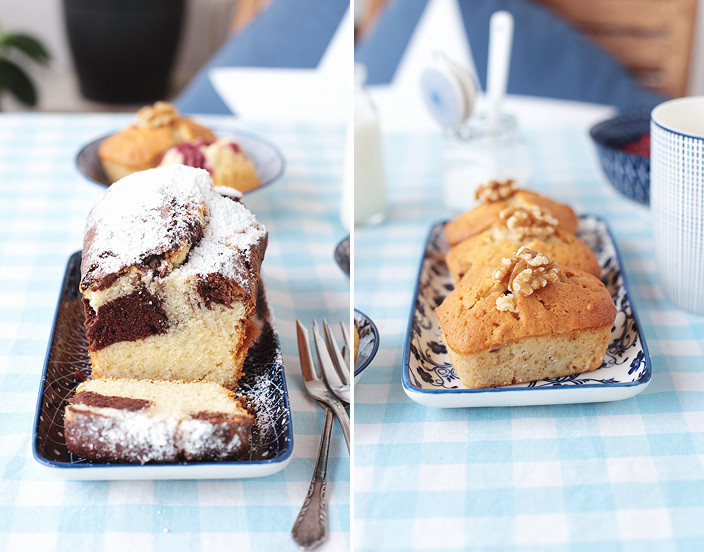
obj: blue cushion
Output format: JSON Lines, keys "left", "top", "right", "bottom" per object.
{"left": 174, "top": 0, "right": 348, "bottom": 114}
{"left": 355, "top": 0, "right": 666, "bottom": 109}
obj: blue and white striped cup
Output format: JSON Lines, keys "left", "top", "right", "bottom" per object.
{"left": 651, "top": 97, "right": 704, "bottom": 315}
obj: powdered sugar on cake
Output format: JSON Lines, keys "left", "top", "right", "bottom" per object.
{"left": 173, "top": 191, "right": 265, "bottom": 295}
{"left": 81, "top": 165, "right": 266, "bottom": 293}
{"left": 67, "top": 405, "right": 246, "bottom": 464}
{"left": 68, "top": 405, "right": 181, "bottom": 463}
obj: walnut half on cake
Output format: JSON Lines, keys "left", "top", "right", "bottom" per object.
{"left": 79, "top": 165, "right": 268, "bottom": 389}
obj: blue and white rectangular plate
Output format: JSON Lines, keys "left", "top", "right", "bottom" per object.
{"left": 402, "top": 215, "right": 652, "bottom": 408}
{"left": 33, "top": 251, "right": 293, "bottom": 479}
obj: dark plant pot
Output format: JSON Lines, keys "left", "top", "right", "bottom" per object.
{"left": 63, "top": 0, "right": 185, "bottom": 104}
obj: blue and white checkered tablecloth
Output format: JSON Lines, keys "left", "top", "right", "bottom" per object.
{"left": 0, "top": 114, "right": 349, "bottom": 552}
{"left": 354, "top": 127, "right": 704, "bottom": 551}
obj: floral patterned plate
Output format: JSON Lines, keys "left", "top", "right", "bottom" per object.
{"left": 402, "top": 215, "right": 652, "bottom": 408}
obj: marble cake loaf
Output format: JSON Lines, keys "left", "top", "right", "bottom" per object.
{"left": 64, "top": 377, "right": 254, "bottom": 463}
{"left": 79, "top": 164, "right": 268, "bottom": 389}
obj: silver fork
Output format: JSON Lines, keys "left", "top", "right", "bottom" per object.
{"left": 339, "top": 321, "right": 351, "bottom": 367}
{"left": 313, "top": 319, "right": 350, "bottom": 404}
{"left": 298, "top": 321, "right": 350, "bottom": 449}
{"left": 292, "top": 320, "right": 350, "bottom": 550}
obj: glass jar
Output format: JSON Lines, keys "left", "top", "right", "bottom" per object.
{"left": 442, "top": 112, "right": 531, "bottom": 212}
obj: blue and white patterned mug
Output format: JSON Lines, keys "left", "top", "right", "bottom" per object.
{"left": 651, "top": 97, "right": 704, "bottom": 315}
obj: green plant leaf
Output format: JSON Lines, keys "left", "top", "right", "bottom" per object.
{"left": 0, "top": 33, "right": 50, "bottom": 65}
{"left": 0, "top": 59, "right": 37, "bottom": 106}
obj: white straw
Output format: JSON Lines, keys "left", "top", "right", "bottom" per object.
{"left": 486, "top": 11, "right": 514, "bottom": 130}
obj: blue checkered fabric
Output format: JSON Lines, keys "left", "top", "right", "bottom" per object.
{"left": 0, "top": 114, "right": 349, "bottom": 552}
{"left": 354, "top": 128, "right": 704, "bottom": 550}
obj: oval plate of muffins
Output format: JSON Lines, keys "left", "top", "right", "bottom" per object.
{"left": 402, "top": 180, "right": 652, "bottom": 408}
{"left": 76, "top": 101, "right": 285, "bottom": 194}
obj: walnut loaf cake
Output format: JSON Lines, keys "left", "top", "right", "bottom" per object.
{"left": 445, "top": 205, "right": 600, "bottom": 285}
{"left": 444, "top": 179, "right": 579, "bottom": 247}
{"left": 436, "top": 248, "right": 616, "bottom": 389}
{"left": 79, "top": 164, "right": 267, "bottom": 389}
{"left": 64, "top": 377, "right": 253, "bottom": 463}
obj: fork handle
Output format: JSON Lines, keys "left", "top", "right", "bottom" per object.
{"left": 291, "top": 405, "right": 334, "bottom": 550}
{"left": 328, "top": 399, "right": 350, "bottom": 453}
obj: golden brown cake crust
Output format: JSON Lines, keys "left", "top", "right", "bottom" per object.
{"left": 446, "top": 228, "right": 601, "bottom": 285}
{"left": 226, "top": 317, "right": 261, "bottom": 389}
{"left": 444, "top": 190, "right": 579, "bottom": 247}
{"left": 435, "top": 264, "right": 616, "bottom": 356}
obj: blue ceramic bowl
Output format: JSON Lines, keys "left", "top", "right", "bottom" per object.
{"left": 589, "top": 108, "right": 651, "bottom": 205}
{"left": 354, "top": 309, "right": 379, "bottom": 384}
{"left": 334, "top": 235, "right": 350, "bottom": 277}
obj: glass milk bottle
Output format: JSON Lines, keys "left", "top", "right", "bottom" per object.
{"left": 340, "top": 121, "right": 354, "bottom": 231}
{"left": 353, "top": 64, "right": 387, "bottom": 226}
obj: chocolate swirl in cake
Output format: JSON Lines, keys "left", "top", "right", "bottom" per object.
{"left": 79, "top": 165, "right": 267, "bottom": 350}
{"left": 78, "top": 166, "right": 268, "bottom": 389}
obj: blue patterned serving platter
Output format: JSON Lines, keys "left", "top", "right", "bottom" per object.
{"left": 33, "top": 251, "right": 293, "bottom": 479}
{"left": 402, "top": 215, "right": 651, "bottom": 408}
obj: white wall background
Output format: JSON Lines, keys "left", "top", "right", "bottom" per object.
{"left": 2, "top": 0, "right": 704, "bottom": 111}
{"left": 0, "top": 0, "right": 236, "bottom": 111}
{"left": 690, "top": 0, "right": 704, "bottom": 95}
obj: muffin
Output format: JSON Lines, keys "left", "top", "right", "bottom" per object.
{"left": 444, "top": 179, "right": 579, "bottom": 247}
{"left": 98, "top": 101, "right": 216, "bottom": 183}
{"left": 445, "top": 205, "right": 600, "bottom": 285}
{"left": 159, "top": 137, "right": 260, "bottom": 192}
{"left": 435, "top": 247, "right": 616, "bottom": 389}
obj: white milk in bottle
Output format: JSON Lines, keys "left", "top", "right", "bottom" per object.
{"left": 353, "top": 64, "right": 387, "bottom": 226}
